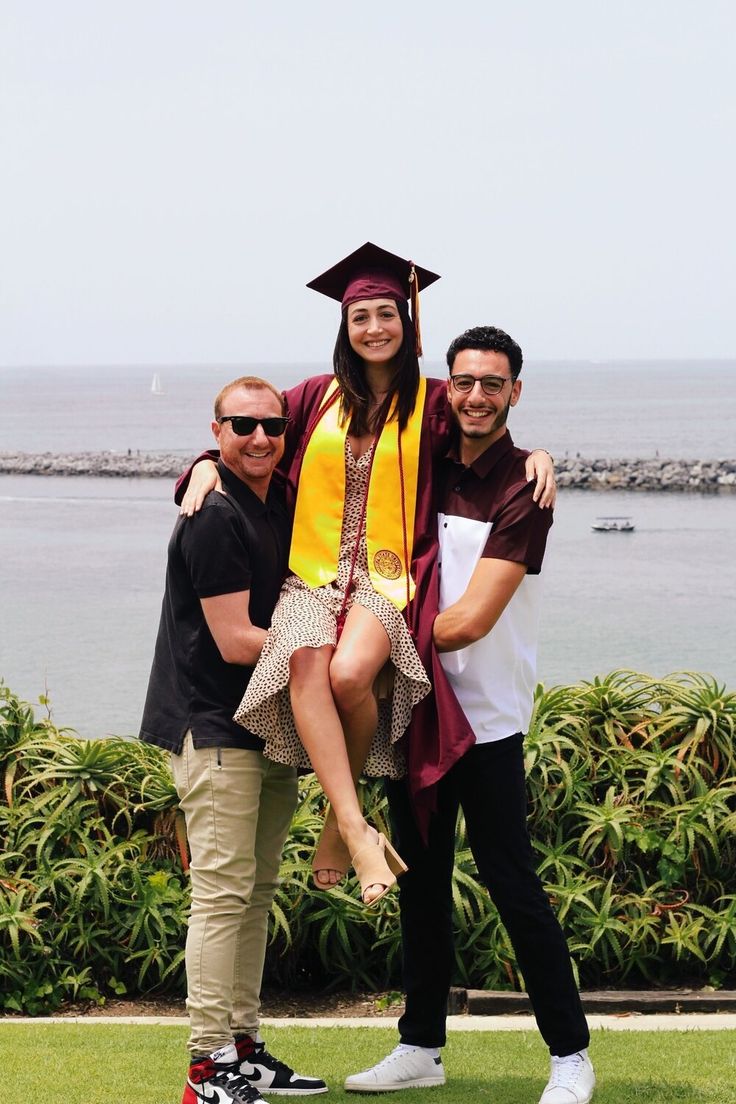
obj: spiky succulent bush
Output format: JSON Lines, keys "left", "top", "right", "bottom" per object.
{"left": 1, "top": 671, "right": 734, "bottom": 1013}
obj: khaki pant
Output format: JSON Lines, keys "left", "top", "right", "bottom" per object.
{"left": 171, "top": 733, "right": 298, "bottom": 1056}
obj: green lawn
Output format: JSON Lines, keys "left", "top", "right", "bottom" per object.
{"left": 1, "top": 1024, "right": 735, "bottom": 1103}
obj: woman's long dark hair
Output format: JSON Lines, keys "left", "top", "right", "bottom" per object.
{"left": 332, "top": 299, "right": 420, "bottom": 436}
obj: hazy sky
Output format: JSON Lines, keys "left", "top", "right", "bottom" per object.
{"left": 2, "top": 0, "right": 734, "bottom": 366}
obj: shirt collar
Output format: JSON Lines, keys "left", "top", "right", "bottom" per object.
{"left": 446, "top": 428, "right": 515, "bottom": 478}
{"left": 217, "top": 459, "right": 271, "bottom": 515}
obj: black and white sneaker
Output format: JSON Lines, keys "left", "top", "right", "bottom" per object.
{"left": 236, "top": 1035, "right": 328, "bottom": 1096}
{"left": 184, "top": 1043, "right": 269, "bottom": 1104}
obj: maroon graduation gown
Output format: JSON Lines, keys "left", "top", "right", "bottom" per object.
{"left": 175, "top": 374, "right": 476, "bottom": 837}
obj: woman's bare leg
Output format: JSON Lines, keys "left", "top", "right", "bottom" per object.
{"left": 289, "top": 643, "right": 389, "bottom": 903}
{"left": 330, "top": 602, "right": 391, "bottom": 779}
{"left": 308, "top": 605, "right": 393, "bottom": 887}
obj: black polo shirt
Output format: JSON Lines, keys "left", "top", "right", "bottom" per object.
{"left": 140, "top": 461, "right": 290, "bottom": 754}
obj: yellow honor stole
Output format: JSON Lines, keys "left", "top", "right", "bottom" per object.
{"left": 289, "top": 377, "right": 427, "bottom": 610}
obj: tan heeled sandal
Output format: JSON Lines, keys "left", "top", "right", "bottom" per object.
{"left": 312, "top": 823, "right": 351, "bottom": 890}
{"left": 351, "top": 833, "right": 408, "bottom": 907}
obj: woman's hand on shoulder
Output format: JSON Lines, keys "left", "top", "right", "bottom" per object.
{"left": 525, "top": 450, "right": 556, "bottom": 509}
{"left": 180, "top": 460, "right": 221, "bottom": 516}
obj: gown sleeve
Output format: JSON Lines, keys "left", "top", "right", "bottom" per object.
{"left": 403, "top": 378, "right": 476, "bottom": 839}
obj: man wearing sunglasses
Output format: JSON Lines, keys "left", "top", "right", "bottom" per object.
{"left": 140, "top": 377, "right": 326, "bottom": 1104}
{"left": 347, "top": 328, "right": 594, "bottom": 1104}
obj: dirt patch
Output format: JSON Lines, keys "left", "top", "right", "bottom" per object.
{"left": 39, "top": 989, "right": 406, "bottom": 1020}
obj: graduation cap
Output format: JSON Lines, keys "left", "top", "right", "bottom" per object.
{"left": 307, "top": 242, "right": 440, "bottom": 357}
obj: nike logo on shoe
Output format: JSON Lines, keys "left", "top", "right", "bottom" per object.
{"left": 187, "top": 1083, "right": 234, "bottom": 1103}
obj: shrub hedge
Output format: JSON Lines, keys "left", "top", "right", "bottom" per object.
{"left": 1, "top": 671, "right": 734, "bottom": 1014}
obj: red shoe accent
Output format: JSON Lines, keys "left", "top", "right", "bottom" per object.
{"left": 182, "top": 1057, "right": 216, "bottom": 1104}
{"left": 235, "top": 1035, "right": 257, "bottom": 1060}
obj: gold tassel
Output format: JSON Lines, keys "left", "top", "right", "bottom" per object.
{"left": 409, "top": 263, "right": 422, "bottom": 357}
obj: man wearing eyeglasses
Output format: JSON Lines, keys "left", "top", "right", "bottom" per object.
{"left": 346, "top": 329, "right": 594, "bottom": 1104}
{"left": 140, "top": 376, "right": 326, "bottom": 1104}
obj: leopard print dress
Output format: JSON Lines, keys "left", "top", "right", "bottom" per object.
{"left": 234, "top": 440, "right": 431, "bottom": 778}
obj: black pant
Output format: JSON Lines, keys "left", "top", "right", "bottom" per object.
{"left": 385, "top": 733, "right": 590, "bottom": 1056}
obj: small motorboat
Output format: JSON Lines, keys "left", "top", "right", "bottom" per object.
{"left": 591, "top": 516, "right": 635, "bottom": 532}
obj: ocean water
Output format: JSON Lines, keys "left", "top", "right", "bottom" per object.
{"left": 1, "top": 360, "right": 734, "bottom": 738}
{"left": 2, "top": 359, "right": 735, "bottom": 458}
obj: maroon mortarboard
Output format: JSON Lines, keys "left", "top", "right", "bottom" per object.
{"left": 307, "top": 242, "right": 440, "bottom": 356}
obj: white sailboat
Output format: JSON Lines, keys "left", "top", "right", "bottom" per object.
{"left": 151, "top": 372, "right": 164, "bottom": 395}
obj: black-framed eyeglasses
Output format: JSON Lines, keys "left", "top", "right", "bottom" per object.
{"left": 217, "top": 415, "right": 289, "bottom": 437}
{"left": 449, "top": 374, "right": 514, "bottom": 396}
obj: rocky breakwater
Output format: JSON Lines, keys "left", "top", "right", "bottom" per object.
{"left": 0, "top": 451, "right": 187, "bottom": 478}
{"left": 1, "top": 452, "right": 736, "bottom": 491}
{"left": 556, "top": 457, "right": 736, "bottom": 493}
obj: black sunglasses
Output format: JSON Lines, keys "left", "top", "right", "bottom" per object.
{"left": 217, "top": 415, "right": 289, "bottom": 437}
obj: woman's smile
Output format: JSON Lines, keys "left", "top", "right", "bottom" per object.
{"left": 347, "top": 298, "right": 404, "bottom": 365}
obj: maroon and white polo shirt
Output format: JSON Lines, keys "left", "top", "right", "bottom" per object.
{"left": 437, "top": 430, "right": 553, "bottom": 743}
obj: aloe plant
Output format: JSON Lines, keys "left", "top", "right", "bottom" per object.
{"left": 1, "top": 673, "right": 735, "bottom": 1012}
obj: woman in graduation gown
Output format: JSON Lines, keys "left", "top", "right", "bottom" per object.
{"left": 178, "top": 243, "right": 555, "bottom": 905}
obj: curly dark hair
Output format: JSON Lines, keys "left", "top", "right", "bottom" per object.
{"left": 446, "top": 325, "right": 523, "bottom": 379}
{"left": 332, "top": 299, "right": 420, "bottom": 437}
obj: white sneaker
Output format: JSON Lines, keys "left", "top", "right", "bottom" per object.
{"left": 345, "top": 1046, "right": 445, "bottom": 1093}
{"left": 539, "top": 1050, "right": 595, "bottom": 1104}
